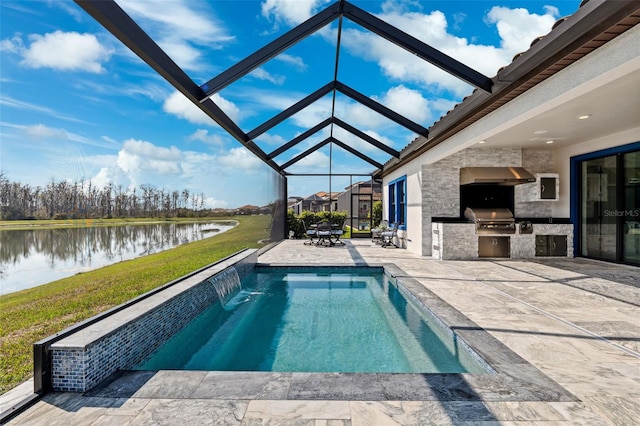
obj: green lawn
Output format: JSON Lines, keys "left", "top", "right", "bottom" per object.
{"left": 0, "top": 215, "right": 271, "bottom": 394}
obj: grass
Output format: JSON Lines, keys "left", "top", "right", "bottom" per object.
{"left": 0, "top": 215, "right": 272, "bottom": 394}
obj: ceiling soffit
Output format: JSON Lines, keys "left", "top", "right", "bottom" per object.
{"left": 74, "top": 0, "right": 493, "bottom": 176}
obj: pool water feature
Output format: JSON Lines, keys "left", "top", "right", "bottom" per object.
{"left": 207, "top": 267, "right": 242, "bottom": 309}
{"left": 136, "top": 267, "right": 487, "bottom": 374}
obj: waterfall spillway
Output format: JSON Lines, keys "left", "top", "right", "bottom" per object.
{"left": 208, "top": 267, "right": 242, "bottom": 309}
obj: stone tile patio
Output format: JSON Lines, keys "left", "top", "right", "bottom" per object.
{"left": 3, "top": 239, "right": 639, "bottom": 425}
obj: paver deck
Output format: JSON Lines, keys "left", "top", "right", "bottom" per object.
{"left": 2, "top": 239, "right": 639, "bottom": 425}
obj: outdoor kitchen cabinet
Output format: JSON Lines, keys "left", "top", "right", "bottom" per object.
{"left": 478, "top": 236, "right": 510, "bottom": 258}
{"left": 535, "top": 234, "right": 567, "bottom": 256}
{"left": 522, "top": 173, "right": 559, "bottom": 201}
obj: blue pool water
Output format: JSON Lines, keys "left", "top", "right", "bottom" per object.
{"left": 136, "top": 267, "right": 486, "bottom": 373}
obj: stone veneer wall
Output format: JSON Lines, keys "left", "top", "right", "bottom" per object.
{"left": 423, "top": 148, "right": 557, "bottom": 257}
{"left": 514, "top": 149, "right": 556, "bottom": 218}
{"left": 432, "top": 223, "right": 477, "bottom": 260}
{"left": 50, "top": 250, "right": 258, "bottom": 392}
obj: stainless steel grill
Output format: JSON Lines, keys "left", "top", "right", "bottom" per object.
{"left": 464, "top": 207, "right": 516, "bottom": 234}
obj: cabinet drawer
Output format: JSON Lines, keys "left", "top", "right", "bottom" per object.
{"left": 535, "top": 235, "right": 549, "bottom": 256}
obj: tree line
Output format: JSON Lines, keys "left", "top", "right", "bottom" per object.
{"left": 0, "top": 172, "right": 210, "bottom": 220}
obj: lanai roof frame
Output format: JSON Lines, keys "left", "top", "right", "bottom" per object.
{"left": 74, "top": 0, "right": 494, "bottom": 177}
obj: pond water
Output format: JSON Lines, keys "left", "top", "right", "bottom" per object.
{"left": 0, "top": 221, "right": 235, "bottom": 295}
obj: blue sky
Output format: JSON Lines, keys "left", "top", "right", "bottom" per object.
{"left": 0, "top": 0, "right": 577, "bottom": 208}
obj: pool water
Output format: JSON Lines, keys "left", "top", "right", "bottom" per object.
{"left": 135, "top": 267, "right": 486, "bottom": 373}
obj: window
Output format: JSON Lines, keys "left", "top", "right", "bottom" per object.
{"left": 388, "top": 176, "right": 406, "bottom": 229}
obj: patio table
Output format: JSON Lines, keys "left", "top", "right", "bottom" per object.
{"left": 370, "top": 220, "right": 389, "bottom": 244}
{"left": 315, "top": 222, "right": 333, "bottom": 246}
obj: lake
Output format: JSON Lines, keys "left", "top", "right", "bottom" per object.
{"left": 0, "top": 221, "right": 236, "bottom": 295}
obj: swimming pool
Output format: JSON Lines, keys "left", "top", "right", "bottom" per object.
{"left": 135, "top": 266, "right": 487, "bottom": 374}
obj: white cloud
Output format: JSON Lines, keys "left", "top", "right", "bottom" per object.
{"left": 48, "top": 0, "right": 84, "bottom": 21}
{"left": 154, "top": 41, "right": 203, "bottom": 73}
{"left": 67, "top": 74, "right": 169, "bottom": 104}
{"left": 0, "top": 94, "right": 87, "bottom": 123}
{"left": 163, "top": 91, "right": 240, "bottom": 125}
{"left": 544, "top": 6, "right": 561, "bottom": 18}
{"left": 188, "top": 129, "right": 224, "bottom": 146}
{"left": 374, "top": 85, "right": 430, "bottom": 124}
{"left": 287, "top": 150, "right": 329, "bottom": 171}
{"left": 339, "top": 100, "right": 383, "bottom": 129}
{"left": 217, "top": 147, "right": 263, "bottom": 171}
{"left": 294, "top": 103, "right": 333, "bottom": 128}
{"left": 485, "top": 6, "right": 558, "bottom": 54}
{"left": 163, "top": 92, "right": 209, "bottom": 125}
{"left": 261, "top": 0, "right": 331, "bottom": 27}
{"left": 0, "top": 35, "right": 23, "bottom": 53}
{"left": 117, "top": 139, "right": 183, "bottom": 175}
{"left": 117, "top": 0, "right": 234, "bottom": 71}
{"left": 4, "top": 31, "right": 114, "bottom": 73}
{"left": 92, "top": 166, "right": 129, "bottom": 190}
{"left": 256, "top": 132, "right": 288, "bottom": 146}
{"left": 24, "top": 123, "right": 69, "bottom": 139}
{"left": 250, "top": 67, "right": 286, "bottom": 85}
{"left": 101, "top": 135, "right": 119, "bottom": 145}
{"left": 276, "top": 54, "right": 307, "bottom": 71}
{"left": 3, "top": 122, "right": 119, "bottom": 149}
{"left": 204, "top": 197, "right": 228, "bottom": 208}
{"left": 211, "top": 93, "right": 241, "bottom": 122}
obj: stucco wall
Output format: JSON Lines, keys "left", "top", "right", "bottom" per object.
{"left": 383, "top": 160, "right": 422, "bottom": 255}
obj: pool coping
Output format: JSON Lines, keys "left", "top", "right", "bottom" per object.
{"left": 85, "top": 262, "right": 578, "bottom": 404}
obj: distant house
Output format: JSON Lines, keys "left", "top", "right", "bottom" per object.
{"left": 290, "top": 192, "right": 333, "bottom": 214}
{"left": 210, "top": 208, "right": 238, "bottom": 216}
{"left": 287, "top": 196, "right": 303, "bottom": 212}
{"left": 337, "top": 181, "right": 382, "bottom": 231}
{"left": 237, "top": 205, "right": 260, "bottom": 215}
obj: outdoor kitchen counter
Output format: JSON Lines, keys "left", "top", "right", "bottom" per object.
{"left": 432, "top": 221, "right": 573, "bottom": 260}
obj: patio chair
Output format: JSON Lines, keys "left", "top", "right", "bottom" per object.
{"left": 303, "top": 221, "right": 317, "bottom": 245}
{"left": 331, "top": 219, "right": 345, "bottom": 246}
{"left": 380, "top": 222, "right": 399, "bottom": 248}
{"left": 315, "top": 221, "right": 333, "bottom": 247}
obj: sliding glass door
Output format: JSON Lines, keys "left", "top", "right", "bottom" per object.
{"left": 581, "top": 155, "right": 617, "bottom": 260}
{"left": 623, "top": 151, "right": 640, "bottom": 264}
{"left": 578, "top": 147, "right": 640, "bottom": 265}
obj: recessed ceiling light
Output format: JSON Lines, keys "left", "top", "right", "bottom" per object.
{"left": 478, "top": 140, "right": 485, "bottom": 144}
{"left": 533, "top": 130, "right": 548, "bottom": 135}
{"left": 578, "top": 114, "right": 591, "bottom": 120}
{"left": 546, "top": 140, "right": 554, "bottom": 144}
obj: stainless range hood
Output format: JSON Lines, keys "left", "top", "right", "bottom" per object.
{"left": 460, "top": 167, "right": 536, "bottom": 185}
